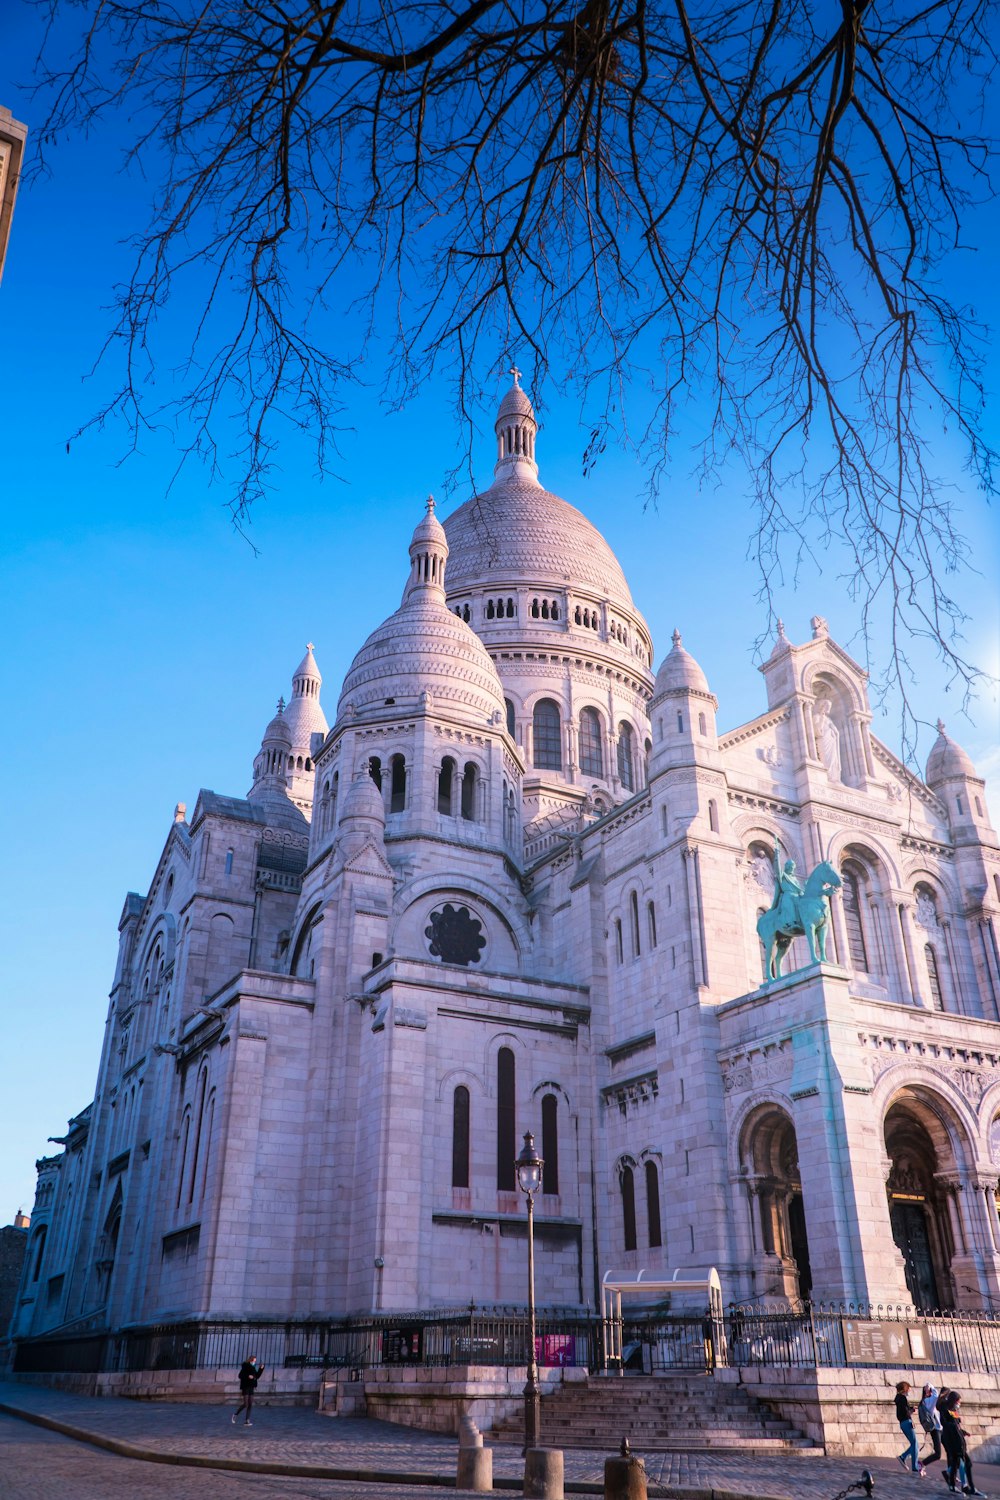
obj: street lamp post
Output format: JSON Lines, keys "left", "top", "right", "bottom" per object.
{"left": 515, "top": 1129, "right": 544, "bottom": 1454}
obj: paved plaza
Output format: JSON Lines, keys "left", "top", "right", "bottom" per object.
{"left": 4, "top": 1381, "right": 1000, "bottom": 1499}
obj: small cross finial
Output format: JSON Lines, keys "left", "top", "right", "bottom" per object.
{"left": 936, "top": 718, "right": 946, "bottom": 734}
{"left": 426, "top": 494, "right": 435, "bottom": 514}
{"left": 672, "top": 627, "right": 682, "bottom": 647}
{"left": 276, "top": 696, "right": 285, "bottom": 715}
{"left": 509, "top": 363, "right": 522, "bottom": 387}
{"left": 306, "top": 641, "right": 314, "bottom": 653}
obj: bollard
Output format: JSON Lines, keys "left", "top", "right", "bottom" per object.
{"left": 524, "top": 1447, "right": 564, "bottom": 1500}
{"left": 604, "top": 1451, "right": 647, "bottom": 1500}
{"left": 457, "top": 1415, "right": 492, "bottom": 1491}
{"left": 457, "top": 1445, "right": 493, "bottom": 1491}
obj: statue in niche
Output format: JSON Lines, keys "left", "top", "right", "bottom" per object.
{"left": 812, "top": 697, "right": 842, "bottom": 782}
{"left": 914, "top": 889, "right": 939, "bottom": 931}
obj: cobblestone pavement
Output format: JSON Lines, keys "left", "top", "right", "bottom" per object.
{"left": 4, "top": 1383, "right": 1000, "bottom": 1500}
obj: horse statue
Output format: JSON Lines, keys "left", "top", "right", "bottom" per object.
{"left": 756, "top": 852, "right": 842, "bottom": 983}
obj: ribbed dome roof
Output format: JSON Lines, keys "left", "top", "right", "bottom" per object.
{"left": 926, "top": 720, "right": 977, "bottom": 786}
{"left": 337, "top": 501, "right": 507, "bottom": 728}
{"left": 338, "top": 597, "right": 506, "bottom": 725}
{"left": 341, "top": 771, "right": 386, "bottom": 827}
{"left": 444, "top": 479, "right": 634, "bottom": 609}
{"left": 652, "top": 630, "right": 711, "bottom": 697}
{"left": 497, "top": 382, "right": 534, "bottom": 421}
{"left": 262, "top": 702, "right": 293, "bottom": 745}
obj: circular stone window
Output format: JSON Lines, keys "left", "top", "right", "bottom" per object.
{"left": 424, "top": 903, "right": 487, "bottom": 967}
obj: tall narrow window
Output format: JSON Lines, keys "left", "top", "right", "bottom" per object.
{"left": 925, "top": 945, "right": 944, "bottom": 1011}
{"left": 617, "top": 723, "right": 635, "bottom": 791}
{"left": 708, "top": 799, "right": 719, "bottom": 833}
{"left": 505, "top": 699, "right": 516, "bottom": 739}
{"left": 842, "top": 865, "right": 870, "bottom": 971}
{"left": 188, "top": 1070, "right": 208, "bottom": 1204}
{"left": 496, "top": 1048, "right": 516, "bottom": 1190}
{"left": 645, "top": 1161, "right": 663, "bottom": 1248}
{"left": 647, "top": 901, "right": 657, "bottom": 949}
{"left": 368, "top": 756, "right": 382, "bottom": 789}
{"left": 541, "top": 1093, "right": 559, "bottom": 1195}
{"left": 461, "top": 762, "right": 477, "bottom": 820}
{"left": 390, "top": 754, "right": 406, "bottom": 814}
{"left": 452, "top": 1086, "right": 470, "bottom": 1188}
{"left": 621, "top": 1165, "right": 637, "bottom": 1252}
{"left": 224, "top": 849, "right": 234, "bottom": 876}
{"left": 614, "top": 919, "right": 623, "bottom": 965}
{"left": 630, "top": 891, "right": 641, "bottom": 957}
{"left": 533, "top": 699, "right": 562, "bottom": 770}
{"left": 579, "top": 707, "right": 604, "bottom": 777}
{"left": 437, "top": 757, "right": 455, "bottom": 815}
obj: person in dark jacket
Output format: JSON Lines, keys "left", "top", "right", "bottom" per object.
{"left": 896, "top": 1381, "right": 925, "bottom": 1475}
{"left": 232, "top": 1354, "right": 264, "bottom": 1426}
{"left": 941, "top": 1392, "right": 986, "bottom": 1496}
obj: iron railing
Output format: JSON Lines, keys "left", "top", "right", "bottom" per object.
{"left": 17, "top": 1300, "right": 1000, "bottom": 1378}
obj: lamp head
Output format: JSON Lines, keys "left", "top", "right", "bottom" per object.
{"left": 515, "top": 1131, "right": 544, "bottom": 1197}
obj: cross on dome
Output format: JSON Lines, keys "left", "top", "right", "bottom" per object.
{"left": 509, "top": 363, "right": 522, "bottom": 387}
{"left": 672, "top": 628, "right": 682, "bottom": 648}
{"left": 937, "top": 718, "right": 946, "bottom": 734}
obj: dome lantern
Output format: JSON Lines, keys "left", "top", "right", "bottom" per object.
{"left": 404, "top": 495, "right": 449, "bottom": 603}
{"left": 494, "top": 365, "right": 540, "bottom": 485}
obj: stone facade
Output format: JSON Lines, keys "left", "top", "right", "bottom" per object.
{"left": 11, "top": 379, "right": 1000, "bottom": 1357}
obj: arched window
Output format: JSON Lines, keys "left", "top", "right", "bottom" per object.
{"left": 176, "top": 1111, "right": 191, "bottom": 1210}
{"left": 647, "top": 901, "right": 657, "bottom": 948}
{"left": 579, "top": 707, "right": 604, "bottom": 777}
{"left": 389, "top": 754, "right": 406, "bottom": 814}
{"left": 621, "top": 1165, "right": 637, "bottom": 1252}
{"left": 698, "top": 712, "right": 707, "bottom": 736}
{"left": 30, "top": 1225, "right": 48, "bottom": 1282}
{"left": 437, "top": 757, "right": 455, "bottom": 815}
{"left": 708, "top": 799, "right": 719, "bottom": 833}
{"left": 461, "top": 762, "right": 477, "bottom": 821}
{"left": 925, "top": 945, "right": 945, "bottom": 1011}
{"left": 617, "top": 723, "right": 635, "bottom": 791}
{"left": 224, "top": 849, "right": 234, "bottom": 876}
{"left": 188, "top": 1069, "right": 209, "bottom": 1204}
{"left": 614, "top": 918, "right": 623, "bottom": 965}
{"left": 533, "top": 699, "right": 562, "bottom": 770}
{"left": 368, "top": 756, "right": 382, "bottom": 789}
{"left": 496, "top": 1048, "right": 516, "bottom": 1190}
{"left": 841, "top": 862, "right": 870, "bottom": 971}
{"left": 505, "top": 699, "right": 516, "bottom": 739}
{"left": 645, "top": 1161, "right": 662, "bottom": 1248}
{"left": 452, "top": 1086, "right": 470, "bottom": 1189}
{"left": 541, "top": 1093, "right": 559, "bottom": 1195}
{"left": 630, "top": 891, "right": 641, "bottom": 957}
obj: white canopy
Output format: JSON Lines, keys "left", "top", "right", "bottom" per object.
{"left": 600, "top": 1268, "right": 723, "bottom": 1371}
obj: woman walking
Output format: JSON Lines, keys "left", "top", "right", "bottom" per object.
{"left": 919, "top": 1384, "right": 943, "bottom": 1468}
{"left": 941, "top": 1391, "right": 987, "bottom": 1497}
{"left": 896, "top": 1381, "right": 926, "bottom": 1476}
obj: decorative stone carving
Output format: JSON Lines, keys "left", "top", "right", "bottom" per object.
{"left": 812, "top": 697, "right": 842, "bottom": 782}
{"left": 914, "top": 890, "right": 940, "bottom": 931}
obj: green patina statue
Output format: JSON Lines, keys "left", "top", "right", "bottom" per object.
{"left": 756, "top": 839, "right": 842, "bottom": 983}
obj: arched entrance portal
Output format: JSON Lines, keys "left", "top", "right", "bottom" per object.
{"left": 884, "top": 1101, "right": 956, "bottom": 1310}
{"left": 741, "top": 1107, "right": 812, "bottom": 1306}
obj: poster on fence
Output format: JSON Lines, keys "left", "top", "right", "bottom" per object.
{"left": 536, "top": 1334, "right": 576, "bottom": 1367}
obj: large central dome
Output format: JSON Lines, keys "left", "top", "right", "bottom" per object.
{"left": 444, "top": 478, "right": 635, "bottom": 610}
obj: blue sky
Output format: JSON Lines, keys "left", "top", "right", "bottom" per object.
{"left": 1, "top": 7, "right": 997, "bottom": 1224}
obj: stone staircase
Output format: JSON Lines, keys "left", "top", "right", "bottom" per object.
{"left": 489, "top": 1373, "right": 821, "bottom": 1453}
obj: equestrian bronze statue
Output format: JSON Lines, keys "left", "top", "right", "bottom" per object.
{"left": 756, "top": 840, "right": 842, "bottom": 982}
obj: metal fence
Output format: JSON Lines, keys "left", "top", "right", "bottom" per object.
{"left": 16, "top": 1302, "right": 1000, "bottom": 1378}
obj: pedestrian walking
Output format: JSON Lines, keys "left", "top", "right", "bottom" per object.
{"left": 232, "top": 1354, "right": 264, "bottom": 1426}
{"left": 896, "top": 1381, "right": 926, "bottom": 1476}
{"left": 941, "top": 1392, "right": 987, "bottom": 1497}
{"left": 919, "top": 1384, "right": 943, "bottom": 1467}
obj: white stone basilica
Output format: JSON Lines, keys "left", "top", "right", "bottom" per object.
{"left": 13, "top": 376, "right": 1000, "bottom": 1352}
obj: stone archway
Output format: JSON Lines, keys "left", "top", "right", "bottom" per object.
{"left": 741, "top": 1106, "right": 812, "bottom": 1306}
{"left": 884, "top": 1098, "right": 959, "bottom": 1310}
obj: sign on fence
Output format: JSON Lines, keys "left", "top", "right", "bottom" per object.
{"left": 383, "top": 1328, "right": 423, "bottom": 1363}
{"left": 842, "top": 1320, "right": 932, "bottom": 1365}
{"left": 536, "top": 1334, "right": 576, "bottom": 1367}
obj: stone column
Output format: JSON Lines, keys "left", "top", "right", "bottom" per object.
{"left": 940, "top": 921, "right": 968, "bottom": 1015}
{"left": 896, "top": 900, "right": 921, "bottom": 1006}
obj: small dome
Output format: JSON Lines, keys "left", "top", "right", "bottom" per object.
{"left": 262, "top": 700, "right": 293, "bottom": 745}
{"left": 926, "top": 720, "right": 977, "bottom": 786}
{"left": 497, "top": 381, "right": 534, "bottom": 422}
{"left": 340, "top": 771, "right": 386, "bottom": 828}
{"left": 653, "top": 629, "right": 711, "bottom": 697}
{"left": 337, "top": 502, "right": 507, "bottom": 728}
{"left": 284, "top": 643, "right": 328, "bottom": 745}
